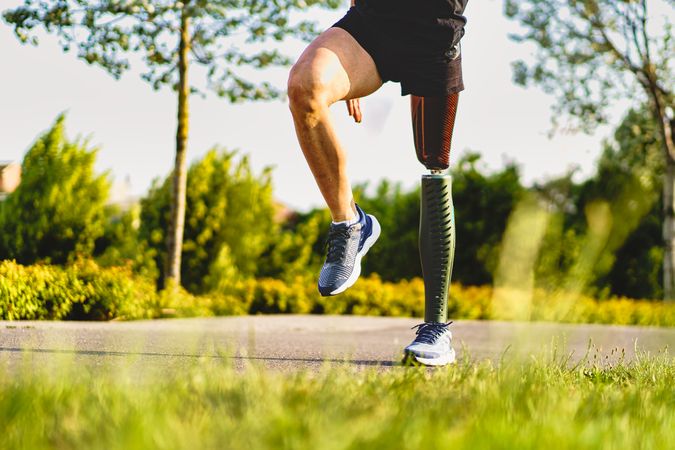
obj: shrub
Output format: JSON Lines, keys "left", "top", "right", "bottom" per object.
{"left": 3, "top": 260, "right": 675, "bottom": 326}
{"left": 139, "top": 149, "right": 277, "bottom": 292}
{"left": 0, "top": 261, "right": 83, "bottom": 319}
{"left": 0, "top": 260, "right": 158, "bottom": 320}
{"left": 0, "top": 116, "right": 109, "bottom": 265}
{"left": 66, "top": 260, "right": 158, "bottom": 320}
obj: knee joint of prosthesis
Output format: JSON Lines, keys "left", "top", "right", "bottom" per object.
{"left": 412, "top": 94, "right": 459, "bottom": 323}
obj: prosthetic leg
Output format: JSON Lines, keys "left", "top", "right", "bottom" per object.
{"left": 411, "top": 94, "right": 459, "bottom": 323}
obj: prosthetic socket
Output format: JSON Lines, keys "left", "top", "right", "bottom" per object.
{"left": 411, "top": 94, "right": 459, "bottom": 323}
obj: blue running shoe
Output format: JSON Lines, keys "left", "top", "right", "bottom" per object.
{"left": 318, "top": 204, "right": 381, "bottom": 296}
{"left": 403, "top": 322, "right": 455, "bottom": 367}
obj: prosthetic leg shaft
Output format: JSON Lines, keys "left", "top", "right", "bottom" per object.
{"left": 420, "top": 174, "right": 455, "bottom": 323}
{"left": 412, "top": 93, "right": 459, "bottom": 323}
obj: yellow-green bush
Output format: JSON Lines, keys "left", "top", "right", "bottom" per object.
{"left": 157, "top": 284, "right": 250, "bottom": 318}
{"left": 314, "top": 275, "right": 425, "bottom": 317}
{"left": 0, "top": 260, "right": 158, "bottom": 320}
{"left": 0, "top": 261, "right": 83, "bottom": 319}
{"left": 3, "top": 260, "right": 675, "bottom": 326}
{"left": 67, "top": 260, "right": 158, "bottom": 320}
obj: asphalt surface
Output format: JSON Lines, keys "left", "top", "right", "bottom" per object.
{"left": 1, "top": 316, "right": 673, "bottom": 373}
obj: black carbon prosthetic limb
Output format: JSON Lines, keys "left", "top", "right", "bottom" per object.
{"left": 419, "top": 174, "right": 455, "bottom": 323}
{"left": 412, "top": 93, "right": 459, "bottom": 323}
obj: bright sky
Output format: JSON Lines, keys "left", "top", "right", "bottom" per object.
{"left": 1, "top": 1, "right": 671, "bottom": 211}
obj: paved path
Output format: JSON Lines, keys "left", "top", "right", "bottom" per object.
{"left": 1, "top": 316, "right": 673, "bottom": 372}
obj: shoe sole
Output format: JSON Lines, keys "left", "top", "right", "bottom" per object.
{"left": 327, "top": 214, "right": 381, "bottom": 296}
{"left": 402, "top": 348, "right": 456, "bottom": 367}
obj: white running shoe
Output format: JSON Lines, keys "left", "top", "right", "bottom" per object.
{"left": 403, "top": 322, "right": 456, "bottom": 367}
{"left": 318, "top": 204, "right": 380, "bottom": 296}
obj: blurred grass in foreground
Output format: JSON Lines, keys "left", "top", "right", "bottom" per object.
{"left": 1, "top": 348, "right": 673, "bottom": 450}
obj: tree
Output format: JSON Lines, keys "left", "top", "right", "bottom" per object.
{"left": 140, "top": 148, "right": 277, "bottom": 293}
{"left": 532, "top": 107, "right": 664, "bottom": 298}
{"left": 504, "top": 0, "right": 674, "bottom": 297}
{"left": 0, "top": 115, "right": 109, "bottom": 264}
{"left": 3, "top": 0, "right": 340, "bottom": 289}
{"left": 581, "top": 106, "right": 664, "bottom": 298}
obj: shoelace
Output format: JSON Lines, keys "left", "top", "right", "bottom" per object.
{"left": 325, "top": 225, "right": 352, "bottom": 263}
{"left": 411, "top": 321, "right": 453, "bottom": 344}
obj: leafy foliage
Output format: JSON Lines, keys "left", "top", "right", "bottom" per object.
{"left": 355, "top": 180, "right": 422, "bottom": 280}
{"left": 451, "top": 153, "right": 526, "bottom": 285}
{"left": 140, "top": 148, "right": 277, "bottom": 292}
{"left": 3, "top": 0, "right": 343, "bottom": 289}
{"left": 579, "top": 106, "right": 664, "bottom": 297}
{"left": 3, "top": 259, "right": 675, "bottom": 325}
{"left": 160, "top": 274, "right": 675, "bottom": 326}
{"left": 504, "top": 0, "right": 674, "bottom": 299}
{"left": 531, "top": 107, "right": 665, "bottom": 298}
{"left": 95, "top": 204, "right": 159, "bottom": 280}
{"left": 0, "top": 259, "right": 157, "bottom": 320}
{"left": 504, "top": 0, "right": 673, "bottom": 132}
{"left": 256, "top": 213, "right": 325, "bottom": 281}
{"left": 3, "top": 0, "right": 341, "bottom": 99}
{"left": 0, "top": 115, "right": 109, "bottom": 264}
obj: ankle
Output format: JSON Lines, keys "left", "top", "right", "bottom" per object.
{"left": 331, "top": 207, "right": 358, "bottom": 224}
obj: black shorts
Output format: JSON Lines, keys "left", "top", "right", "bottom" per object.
{"left": 333, "top": 6, "right": 465, "bottom": 97}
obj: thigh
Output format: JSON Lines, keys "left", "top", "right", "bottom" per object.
{"left": 293, "top": 27, "right": 383, "bottom": 103}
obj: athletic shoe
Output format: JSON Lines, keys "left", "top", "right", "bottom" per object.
{"left": 403, "top": 321, "right": 456, "bottom": 366}
{"left": 318, "top": 204, "right": 381, "bottom": 296}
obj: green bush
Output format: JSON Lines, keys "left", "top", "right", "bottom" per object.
{"left": 0, "top": 261, "right": 83, "bottom": 319}
{"left": 140, "top": 149, "right": 277, "bottom": 292}
{"left": 66, "top": 260, "right": 158, "bottom": 320}
{"left": 0, "top": 115, "right": 110, "bottom": 265}
{"left": 3, "top": 260, "right": 675, "bottom": 326}
{"left": 0, "top": 260, "right": 158, "bottom": 320}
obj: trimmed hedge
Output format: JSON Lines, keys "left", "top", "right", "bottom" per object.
{"left": 2, "top": 260, "right": 675, "bottom": 326}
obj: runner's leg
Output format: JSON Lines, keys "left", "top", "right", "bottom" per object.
{"left": 403, "top": 94, "right": 460, "bottom": 364}
{"left": 412, "top": 94, "right": 459, "bottom": 323}
{"left": 288, "top": 27, "right": 383, "bottom": 221}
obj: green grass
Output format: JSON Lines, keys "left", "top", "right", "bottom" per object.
{"left": 1, "top": 349, "right": 673, "bottom": 450}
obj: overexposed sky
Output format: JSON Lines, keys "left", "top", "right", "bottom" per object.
{"left": 1, "top": 0, "right": 672, "bottom": 211}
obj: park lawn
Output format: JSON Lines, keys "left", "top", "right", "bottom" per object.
{"left": 1, "top": 350, "right": 673, "bottom": 450}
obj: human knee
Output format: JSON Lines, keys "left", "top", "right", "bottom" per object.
{"left": 287, "top": 62, "right": 331, "bottom": 114}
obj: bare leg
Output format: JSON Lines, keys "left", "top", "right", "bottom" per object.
{"left": 288, "top": 28, "right": 382, "bottom": 221}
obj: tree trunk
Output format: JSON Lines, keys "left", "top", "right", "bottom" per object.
{"left": 640, "top": 62, "right": 675, "bottom": 300}
{"left": 663, "top": 157, "right": 675, "bottom": 300}
{"left": 652, "top": 94, "right": 675, "bottom": 300}
{"left": 165, "top": 8, "right": 190, "bottom": 291}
